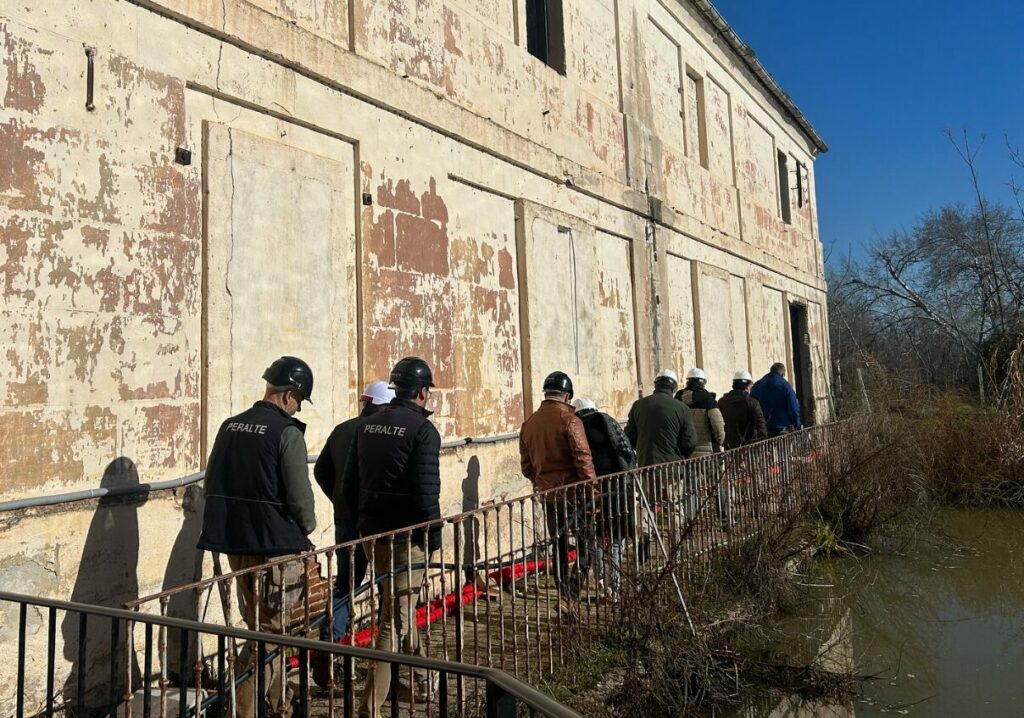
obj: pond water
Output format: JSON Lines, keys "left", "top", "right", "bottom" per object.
{"left": 745, "top": 509, "right": 1024, "bottom": 717}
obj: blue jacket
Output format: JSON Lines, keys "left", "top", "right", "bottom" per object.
{"left": 750, "top": 372, "right": 802, "bottom": 432}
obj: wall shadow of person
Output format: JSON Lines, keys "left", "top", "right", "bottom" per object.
{"left": 61, "top": 457, "right": 146, "bottom": 716}
{"left": 461, "top": 456, "right": 481, "bottom": 586}
{"left": 160, "top": 484, "right": 206, "bottom": 687}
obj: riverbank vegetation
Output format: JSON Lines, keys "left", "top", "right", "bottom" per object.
{"left": 550, "top": 381, "right": 1024, "bottom": 716}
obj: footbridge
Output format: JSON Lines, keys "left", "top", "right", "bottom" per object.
{"left": 5, "top": 424, "right": 842, "bottom": 717}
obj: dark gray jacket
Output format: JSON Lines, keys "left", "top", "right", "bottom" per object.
{"left": 624, "top": 389, "right": 698, "bottom": 466}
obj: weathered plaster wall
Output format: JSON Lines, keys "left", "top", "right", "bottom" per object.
{"left": 1, "top": 0, "right": 831, "bottom": 705}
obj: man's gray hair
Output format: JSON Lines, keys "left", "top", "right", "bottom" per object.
{"left": 266, "top": 382, "right": 294, "bottom": 394}
{"left": 770, "top": 362, "right": 786, "bottom": 375}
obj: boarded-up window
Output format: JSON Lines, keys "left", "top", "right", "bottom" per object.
{"left": 695, "top": 269, "right": 750, "bottom": 391}
{"left": 752, "top": 285, "right": 787, "bottom": 373}
{"left": 745, "top": 117, "right": 776, "bottom": 210}
{"left": 524, "top": 214, "right": 639, "bottom": 418}
{"left": 665, "top": 253, "right": 697, "bottom": 376}
{"left": 698, "top": 270, "right": 733, "bottom": 390}
{"left": 706, "top": 77, "right": 734, "bottom": 182}
{"left": 645, "top": 20, "right": 684, "bottom": 149}
{"left": 685, "top": 71, "right": 709, "bottom": 169}
{"left": 203, "top": 123, "right": 358, "bottom": 452}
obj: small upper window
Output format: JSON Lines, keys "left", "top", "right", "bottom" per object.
{"left": 526, "top": 0, "right": 566, "bottom": 75}
{"left": 777, "top": 150, "right": 792, "bottom": 224}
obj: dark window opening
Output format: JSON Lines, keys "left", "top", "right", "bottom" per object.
{"left": 526, "top": 0, "right": 566, "bottom": 75}
{"left": 777, "top": 150, "right": 792, "bottom": 224}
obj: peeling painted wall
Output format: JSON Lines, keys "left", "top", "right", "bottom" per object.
{"left": 0, "top": 0, "right": 831, "bottom": 704}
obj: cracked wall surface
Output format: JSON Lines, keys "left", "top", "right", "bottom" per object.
{"left": 1, "top": 0, "right": 830, "bottom": 704}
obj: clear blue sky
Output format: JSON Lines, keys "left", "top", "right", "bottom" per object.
{"left": 711, "top": 1, "right": 1024, "bottom": 265}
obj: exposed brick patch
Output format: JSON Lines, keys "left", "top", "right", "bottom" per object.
{"left": 2, "top": 24, "right": 48, "bottom": 114}
{"left": 395, "top": 213, "right": 449, "bottom": 276}
{"left": 497, "top": 248, "right": 515, "bottom": 289}
{"left": 377, "top": 178, "right": 420, "bottom": 215}
{"left": 421, "top": 177, "right": 448, "bottom": 225}
{"left": 363, "top": 207, "right": 396, "bottom": 268}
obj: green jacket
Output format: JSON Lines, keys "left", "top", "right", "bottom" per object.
{"left": 625, "top": 389, "right": 698, "bottom": 466}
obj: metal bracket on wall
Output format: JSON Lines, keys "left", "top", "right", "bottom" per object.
{"left": 84, "top": 47, "right": 96, "bottom": 112}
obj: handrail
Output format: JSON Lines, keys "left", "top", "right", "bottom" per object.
{"left": 0, "top": 589, "right": 583, "bottom": 718}
{"left": 0, "top": 416, "right": 629, "bottom": 512}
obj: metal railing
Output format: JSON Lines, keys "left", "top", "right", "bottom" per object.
{"left": 114, "top": 424, "right": 840, "bottom": 715}
{"left": 1, "top": 590, "right": 581, "bottom": 718}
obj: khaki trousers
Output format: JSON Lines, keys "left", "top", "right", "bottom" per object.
{"left": 227, "top": 553, "right": 304, "bottom": 718}
{"left": 360, "top": 542, "right": 429, "bottom": 717}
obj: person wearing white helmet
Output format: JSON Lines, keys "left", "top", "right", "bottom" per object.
{"left": 718, "top": 370, "right": 768, "bottom": 449}
{"left": 310, "top": 379, "right": 395, "bottom": 686}
{"left": 677, "top": 368, "right": 726, "bottom": 458}
{"left": 625, "top": 368, "right": 697, "bottom": 466}
{"left": 572, "top": 397, "right": 637, "bottom": 601}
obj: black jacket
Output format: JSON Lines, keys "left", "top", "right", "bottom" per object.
{"left": 576, "top": 409, "right": 637, "bottom": 477}
{"left": 198, "top": 401, "right": 314, "bottom": 556}
{"left": 578, "top": 408, "right": 638, "bottom": 540}
{"left": 342, "top": 398, "right": 442, "bottom": 551}
{"left": 625, "top": 389, "right": 698, "bottom": 466}
{"left": 314, "top": 403, "right": 384, "bottom": 528}
{"left": 718, "top": 389, "right": 769, "bottom": 449}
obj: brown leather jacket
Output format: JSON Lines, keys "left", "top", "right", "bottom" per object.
{"left": 519, "top": 399, "right": 597, "bottom": 492}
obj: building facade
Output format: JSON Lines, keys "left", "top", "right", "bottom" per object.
{"left": 0, "top": 0, "right": 829, "bottom": 704}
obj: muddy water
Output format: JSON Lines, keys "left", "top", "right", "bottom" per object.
{"left": 747, "top": 509, "right": 1024, "bottom": 717}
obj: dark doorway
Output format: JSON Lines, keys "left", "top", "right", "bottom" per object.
{"left": 789, "top": 302, "right": 814, "bottom": 426}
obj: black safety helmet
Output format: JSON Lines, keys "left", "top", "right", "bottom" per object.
{"left": 542, "top": 371, "right": 574, "bottom": 399}
{"left": 390, "top": 356, "right": 435, "bottom": 392}
{"left": 262, "top": 356, "right": 314, "bottom": 402}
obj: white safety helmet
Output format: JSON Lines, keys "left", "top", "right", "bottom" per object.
{"left": 686, "top": 367, "right": 707, "bottom": 381}
{"left": 360, "top": 379, "right": 395, "bottom": 406}
{"left": 733, "top": 370, "right": 753, "bottom": 383}
{"left": 572, "top": 397, "right": 597, "bottom": 412}
{"left": 655, "top": 368, "right": 678, "bottom": 384}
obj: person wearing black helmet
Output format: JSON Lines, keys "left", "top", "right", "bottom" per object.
{"left": 341, "top": 356, "right": 441, "bottom": 715}
{"left": 197, "top": 355, "right": 317, "bottom": 716}
{"left": 520, "top": 371, "right": 597, "bottom": 612}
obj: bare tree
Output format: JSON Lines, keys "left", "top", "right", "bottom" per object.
{"left": 830, "top": 129, "right": 1024, "bottom": 390}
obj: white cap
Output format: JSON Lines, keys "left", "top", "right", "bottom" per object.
{"left": 572, "top": 397, "right": 597, "bottom": 412}
{"left": 360, "top": 380, "right": 395, "bottom": 406}
{"left": 655, "top": 368, "right": 678, "bottom": 383}
{"left": 733, "top": 370, "right": 753, "bottom": 383}
{"left": 686, "top": 367, "right": 707, "bottom": 381}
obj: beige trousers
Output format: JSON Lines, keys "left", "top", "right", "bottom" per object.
{"left": 227, "top": 553, "right": 304, "bottom": 718}
{"left": 360, "top": 542, "right": 429, "bottom": 717}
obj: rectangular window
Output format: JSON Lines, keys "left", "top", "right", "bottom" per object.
{"left": 777, "top": 150, "right": 792, "bottom": 224}
{"left": 526, "top": 0, "right": 566, "bottom": 75}
{"left": 685, "top": 70, "right": 709, "bottom": 169}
